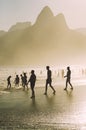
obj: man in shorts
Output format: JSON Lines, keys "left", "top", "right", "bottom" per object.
{"left": 44, "top": 66, "right": 56, "bottom": 95}
{"left": 64, "top": 66, "right": 73, "bottom": 90}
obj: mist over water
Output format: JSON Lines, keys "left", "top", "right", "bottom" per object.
{"left": 0, "top": 65, "right": 86, "bottom": 88}
{"left": 0, "top": 65, "right": 86, "bottom": 86}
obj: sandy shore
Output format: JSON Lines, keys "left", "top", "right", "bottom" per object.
{"left": 0, "top": 85, "right": 86, "bottom": 129}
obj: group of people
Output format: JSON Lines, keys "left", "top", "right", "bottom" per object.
{"left": 7, "top": 66, "right": 73, "bottom": 98}
{"left": 7, "top": 70, "right": 36, "bottom": 98}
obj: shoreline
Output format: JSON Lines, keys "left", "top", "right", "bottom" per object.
{"left": 0, "top": 85, "right": 86, "bottom": 129}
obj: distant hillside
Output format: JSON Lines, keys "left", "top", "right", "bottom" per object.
{"left": 0, "top": 30, "right": 6, "bottom": 37}
{"left": 0, "top": 6, "right": 86, "bottom": 66}
{"left": 76, "top": 28, "right": 86, "bottom": 35}
{"left": 8, "top": 22, "right": 31, "bottom": 32}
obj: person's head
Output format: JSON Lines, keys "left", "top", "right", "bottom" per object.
{"left": 24, "top": 72, "right": 26, "bottom": 76}
{"left": 9, "top": 76, "right": 11, "bottom": 78}
{"left": 31, "top": 70, "right": 34, "bottom": 74}
{"left": 46, "top": 66, "right": 50, "bottom": 70}
{"left": 67, "top": 66, "right": 70, "bottom": 70}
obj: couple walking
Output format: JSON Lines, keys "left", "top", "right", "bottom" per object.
{"left": 44, "top": 66, "right": 73, "bottom": 94}
{"left": 29, "top": 66, "right": 56, "bottom": 98}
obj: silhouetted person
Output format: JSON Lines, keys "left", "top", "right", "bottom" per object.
{"left": 23, "top": 73, "right": 28, "bottom": 90}
{"left": 28, "top": 70, "right": 36, "bottom": 98}
{"left": 64, "top": 66, "right": 73, "bottom": 90}
{"left": 14, "top": 75, "right": 20, "bottom": 87}
{"left": 20, "top": 74, "right": 24, "bottom": 87}
{"left": 7, "top": 76, "right": 11, "bottom": 89}
{"left": 44, "top": 66, "right": 56, "bottom": 95}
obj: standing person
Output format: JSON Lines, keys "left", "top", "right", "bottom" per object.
{"left": 44, "top": 66, "right": 56, "bottom": 95}
{"left": 28, "top": 70, "right": 36, "bottom": 98}
{"left": 14, "top": 75, "right": 20, "bottom": 87}
{"left": 7, "top": 76, "right": 11, "bottom": 89}
{"left": 64, "top": 66, "right": 73, "bottom": 90}
{"left": 20, "top": 74, "right": 24, "bottom": 87}
{"left": 23, "top": 73, "right": 28, "bottom": 90}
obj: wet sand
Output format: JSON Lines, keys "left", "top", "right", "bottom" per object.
{"left": 0, "top": 85, "right": 86, "bottom": 130}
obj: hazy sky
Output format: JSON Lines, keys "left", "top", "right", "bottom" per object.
{"left": 0, "top": 0, "right": 86, "bottom": 31}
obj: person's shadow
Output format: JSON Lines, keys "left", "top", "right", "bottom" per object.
{"left": 45, "top": 94, "right": 56, "bottom": 109}
{"left": 29, "top": 98, "right": 38, "bottom": 112}
{"left": 65, "top": 89, "right": 73, "bottom": 97}
{"left": 65, "top": 89, "right": 73, "bottom": 103}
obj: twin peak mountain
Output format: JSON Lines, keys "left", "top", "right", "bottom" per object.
{"left": 0, "top": 6, "right": 86, "bottom": 65}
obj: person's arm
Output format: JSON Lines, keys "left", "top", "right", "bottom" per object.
{"left": 28, "top": 75, "right": 32, "bottom": 83}
{"left": 64, "top": 75, "right": 67, "bottom": 78}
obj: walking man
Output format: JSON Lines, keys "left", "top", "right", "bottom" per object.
{"left": 64, "top": 66, "right": 73, "bottom": 90}
{"left": 44, "top": 66, "right": 56, "bottom": 95}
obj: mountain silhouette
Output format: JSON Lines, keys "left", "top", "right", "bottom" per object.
{"left": 0, "top": 6, "right": 86, "bottom": 65}
{"left": 8, "top": 22, "right": 31, "bottom": 32}
{"left": 36, "top": 6, "right": 53, "bottom": 25}
{"left": 0, "top": 30, "right": 6, "bottom": 37}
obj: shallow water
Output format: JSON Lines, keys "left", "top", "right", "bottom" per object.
{"left": 0, "top": 86, "right": 86, "bottom": 129}
{"left": 0, "top": 66, "right": 86, "bottom": 129}
{"left": 0, "top": 66, "right": 86, "bottom": 88}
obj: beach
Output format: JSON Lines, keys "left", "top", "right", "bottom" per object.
{"left": 0, "top": 66, "right": 86, "bottom": 129}
{"left": 0, "top": 85, "right": 86, "bottom": 130}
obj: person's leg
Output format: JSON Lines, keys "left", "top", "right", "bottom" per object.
{"left": 23, "top": 84, "right": 25, "bottom": 90}
{"left": 49, "top": 82, "right": 56, "bottom": 94}
{"left": 69, "top": 80, "right": 73, "bottom": 89}
{"left": 32, "top": 87, "right": 35, "bottom": 97}
{"left": 26, "top": 83, "right": 28, "bottom": 90}
{"left": 31, "top": 85, "right": 35, "bottom": 98}
{"left": 10, "top": 83, "right": 11, "bottom": 88}
{"left": 64, "top": 79, "right": 68, "bottom": 90}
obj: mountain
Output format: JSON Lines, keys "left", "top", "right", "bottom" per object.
{"left": 8, "top": 22, "right": 31, "bottom": 32}
{"left": 0, "top": 30, "right": 6, "bottom": 37}
{"left": 0, "top": 6, "right": 86, "bottom": 66}
{"left": 36, "top": 6, "right": 53, "bottom": 26}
